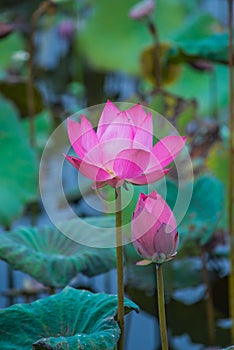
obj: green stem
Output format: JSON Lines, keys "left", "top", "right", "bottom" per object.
{"left": 228, "top": 0, "right": 234, "bottom": 343}
{"left": 156, "top": 264, "right": 168, "bottom": 350}
{"left": 27, "top": 1, "right": 54, "bottom": 148}
{"left": 147, "top": 19, "right": 162, "bottom": 89}
{"left": 200, "top": 247, "right": 215, "bottom": 345}
{"left": 115, "top": 187, "right": 124, "bottom": 350}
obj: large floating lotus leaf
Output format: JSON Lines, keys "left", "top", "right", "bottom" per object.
{"left": 0, "top": 287, "right": 139, "bottom": 350}
{"left": 179, "top": 175, "right": 224, "bottom": 247}
{"left": 0, "top": 98, "right": 38, "bottom": 225}
{"left": 0, "top": 225, "right": 116, "bottom": 287}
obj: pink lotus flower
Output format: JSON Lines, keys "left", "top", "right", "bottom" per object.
{"left": 132, "top": 191, "right": 178, "bottom": 265}
{"left": 65, "top": 100, "right": 186, "bottom": 189}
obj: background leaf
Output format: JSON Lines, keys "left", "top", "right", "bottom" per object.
{"left": 179, "top": 175, "right": 224, "bottom": 247}
{"left": 0, "top": 98, "right": 38, "bottom": 226}
{"left": 0, "top": 32, "right": 25, "bottom": 76}
{"left": 167, "top": 33, "right": 230, "bottom": 65}
{"left": 78, "top": 0, "right": 197, "bottom": 74}
{"left": 0, "top": 225, "right": 117, "bottom": 287}
{"left": 167, "top": 64, "right": 229, "bottom": 116}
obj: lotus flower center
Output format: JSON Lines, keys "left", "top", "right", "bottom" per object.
{"left": 105, "top": 168, "right": 115, "bottom": 176}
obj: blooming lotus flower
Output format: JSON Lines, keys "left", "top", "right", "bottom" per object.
{"left": 132, "top": 191, "right": 178, "bottom": 265}
{"left": 65, "top": 100, "right": 186, "bottom": 189}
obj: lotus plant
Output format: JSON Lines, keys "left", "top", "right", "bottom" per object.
{"left": 132, "top": 190, "right": 178, "bottom": 350}
{"left": 66, "top": 101, "right": 186, "bottom": 350}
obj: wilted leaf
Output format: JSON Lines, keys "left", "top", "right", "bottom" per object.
{"left": 0, "top": 225, "right": 117, "bottom": 287}
{"left": 141, "top": 43, "right": 181, "bottom": 85}
{"left": 0, "top": 98, "right": 38, "bottom": 225}
{"left": 0, "top": 286, "right": 139, "bottom": 350}
{"left": 0, "top": 80, "right": 44, "bottom": 117}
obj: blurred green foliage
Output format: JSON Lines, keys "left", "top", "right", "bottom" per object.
{"left": 0, "top": 98, "right": 38, "bottom": 226}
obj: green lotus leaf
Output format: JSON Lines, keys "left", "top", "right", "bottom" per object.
{"left": 172, "top": 13, "right": 222, "bottom": 41}
{"left": 22, "top": 110, "right": 53, "bottom": 152}
{"left": 0, "top": 98, "right": 38, "bottom": 225}
{"left": 167, "top": 32, "right": 230, "bottom": 65}
{"left": 0, "top": 286, "right": 139, "bottom": 350}
{"left": 0, "top": 225, "right": 116, "bottom": 287}
{"left": 58, "top": 215, "right": 118, "bottom": 248}
{"left": 167, "top": 64, "right": 229, "bottom": 116}
{"left": 179, "top": 175, "right": 224, "bottom": 247}
{"left": 205, "top": 142, "right": 231, "bottom": 229}
{"left": 0, "top": 33, "right": 25, "bottom": 75}
{"left": 206, "top": 142, "right": 228, "bottom": 189}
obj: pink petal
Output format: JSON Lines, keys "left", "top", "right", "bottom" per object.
{"left": 132, "top": 205, "right": 158, "bottom": 241}
{"left": 126, "top": 103, "right": 148, "bottom": 127}
{"left": 152, "top": 135, "right": 187, "bottom": 168}
{"left": 67, "top": 117, "right": 98, "bottom": 159}
{"left": 132, "top": 220, "right": 158, "bottom": 258}
{"left": 95, "top": 139, "right": 133, "bottom": 167}
{"left": 153, "top": 224, "right": 178, "bottom": 257}
{"left": 113, "top": 149, "right": 151, "bottom": 179}
{"left": 133, "top": 114, "right": 153, "bottom": 150}
{"left": 128, "top": 168, "right": 170, "bottom": 185}
{"left": 99, "top": 110, "right": 134, "bottom": 143}
{"left": 65, "top": 155, "right": 112, "bottom": 182}
{"left": 136, "top": 259, "right": 153, "bottom": 266}
{"left": 132, "top": 193, "right": 148, "bottom": 220}
{"left": 96, "top": 100, "right": 120, "bottom": 139}
{"left": 150, "top": 194, "right": 177, "bottom": 231}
